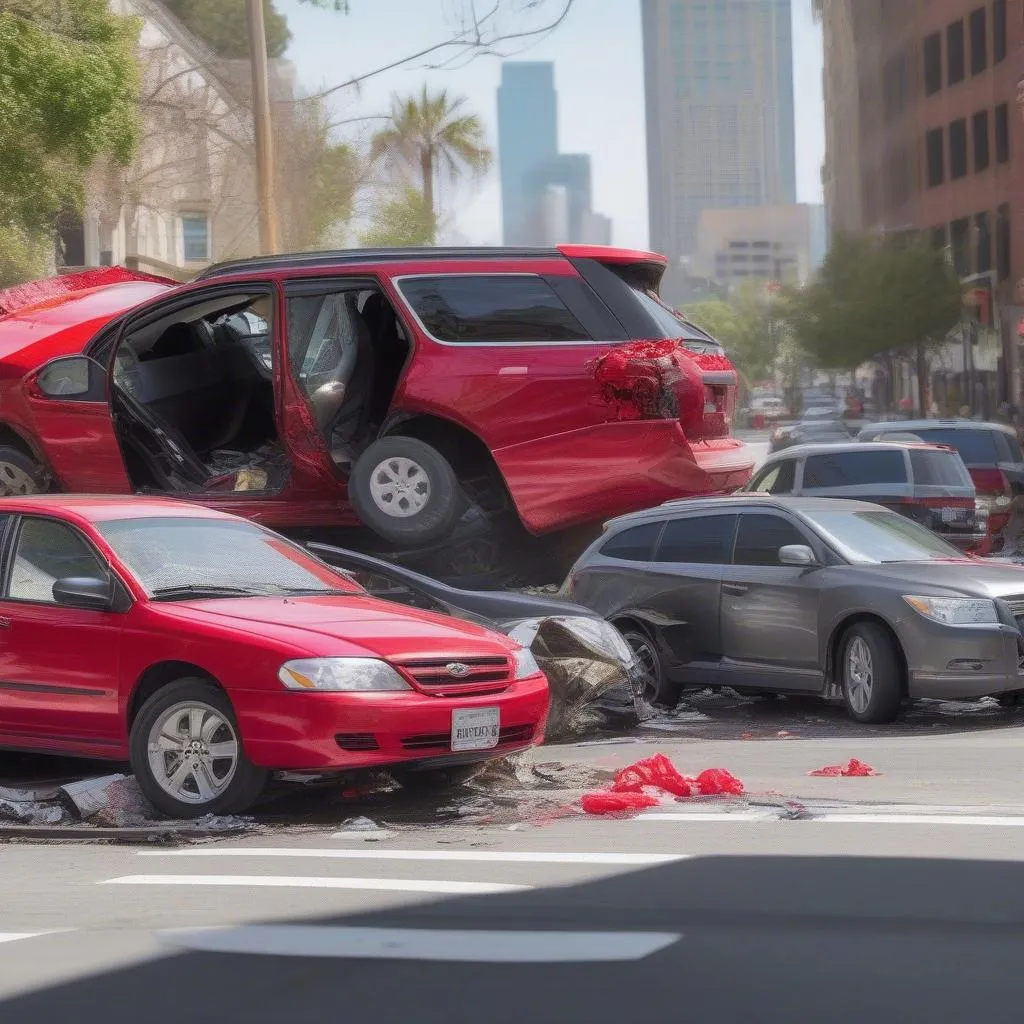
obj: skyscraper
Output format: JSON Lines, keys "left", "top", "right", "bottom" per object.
{"left": 497, "top": 63, "right": 558, "bottom": 245}
{"left": 642, "top": 0, "right": 797, "bottom": 264}
{"left": 497, "top": 61, "right": 613, "bottom": 245}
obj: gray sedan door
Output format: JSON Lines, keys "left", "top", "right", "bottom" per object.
{"left": 719, "top": 511, "right": 825, "bottom": 692}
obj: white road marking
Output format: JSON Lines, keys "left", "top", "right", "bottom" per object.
{"left": 0, "top": 933, "right": 52, "bottom": 945}
{"left": 100, "top": 875, "right": 528, "bottom": 895}
{"left": 637, "top": 811, "right": 1024, "bottom": 827}
{"left": 138, "top": 849, "right": 687, "bottom": 866}
{"left": 158, "top": 924, "right": 681, "bottom": 963}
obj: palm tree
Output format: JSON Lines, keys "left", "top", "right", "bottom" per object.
{"left": 370, "top": 86, "right": 492, "bottom": 216}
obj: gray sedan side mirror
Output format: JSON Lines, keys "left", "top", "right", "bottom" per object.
{"left": 779, "top": 544, "right": 816, "bottom": 567}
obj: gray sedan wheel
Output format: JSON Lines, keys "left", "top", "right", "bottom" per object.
{"left": 619, "top": 626, "right": 675, "bottom": 707}
{"left": 839, "top": 622, "right": 902, "bottom": 724}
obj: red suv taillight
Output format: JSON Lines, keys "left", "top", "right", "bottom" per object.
{"left": 971, "top": 467, "right": 1013, "bottom": 535}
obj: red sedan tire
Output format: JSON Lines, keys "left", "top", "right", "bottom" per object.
{"left": 0, "top": 446, "right": 46, "bottom": 496}
{"left": 129, "top": 678, "right": 269, "bottom": 819}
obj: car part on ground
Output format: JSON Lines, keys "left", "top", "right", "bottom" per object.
{"left": 0, "top": 248, "right": 752, "bottom": 563}
{"left": 562, "top": 494, "right": 1024, "bottom": 723}
{"left": 308, "top": 542, "right": 652, "bottom": 741}
{"left": 743, "top": 441, "right": 986, "bottom": 551}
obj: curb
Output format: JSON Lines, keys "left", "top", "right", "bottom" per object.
{"left": 0, "top": 823, "right": 255, "bottom": 844}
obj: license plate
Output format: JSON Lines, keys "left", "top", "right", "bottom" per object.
{"left": 451, "top": 707, "right": 500, "bottom": 752}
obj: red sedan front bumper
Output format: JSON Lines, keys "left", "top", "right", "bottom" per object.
{"left": 232, "top": 674, "right": 551, "bottom": 771}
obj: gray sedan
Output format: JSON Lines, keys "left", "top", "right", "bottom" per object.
{"left": 561, "top": 495, "right": 1024, "bottom": 723}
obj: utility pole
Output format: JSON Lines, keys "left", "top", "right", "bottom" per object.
{"left": 246, "top": 0, "right": 279, "bottom": 254}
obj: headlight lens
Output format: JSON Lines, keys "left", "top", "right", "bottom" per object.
{"left": 903, "top": 595, "right": 999, "bottom": 626}
{"left": 278, "top": 658, "right": 412, "bottom": 691}
{"left": 512, "top": 647, "right": 541, "bottom": 679}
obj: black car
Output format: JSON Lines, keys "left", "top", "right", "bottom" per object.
{"left": 770, "top": 417, "right": 852, "bottom": 452}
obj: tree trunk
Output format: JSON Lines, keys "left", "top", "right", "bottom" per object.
{"left": 915, "top": 341, "right": 929, "bottom": 416}
{"left": 421, "top": 147, "right": 434, "bottom": 214}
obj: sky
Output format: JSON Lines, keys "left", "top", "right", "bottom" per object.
{"left": 276, "top": 0, "right": 825, "bottom": 249}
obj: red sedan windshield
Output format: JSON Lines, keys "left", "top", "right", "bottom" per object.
{"left": 97, "top": 517, "right": 361, "bottom": 599}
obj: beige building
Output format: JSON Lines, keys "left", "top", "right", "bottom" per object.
{"left": 693, "top": 204, "right": 827, "bottom": 289}
{"left": 60, "top": 0, "right": 271, "bottom": 278}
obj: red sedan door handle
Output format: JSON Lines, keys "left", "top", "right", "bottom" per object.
{"left": 722, "top": 584, "right": 748, "bottom": 597}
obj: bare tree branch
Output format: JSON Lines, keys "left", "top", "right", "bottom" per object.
{"left": 304, "top": 0, "right": 575, "bottom": 102}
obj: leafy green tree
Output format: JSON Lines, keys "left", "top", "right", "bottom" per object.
{"left": 161, "top": 0, "right": 349, "bottom": 58}
{"left": 358, "top": 187, "right": 437, "bottom": 247}
{"left": 784, "top": 233, "right": 962, "bottom": 373}
{"left": 0, "top": 225, "right": 50, "bottom": 288}
{"left": 684, "top": 280, "right": 777, "bottom": 385}
{"left": 0, "top": 0, "right": 140, "bottom": 239}
{"left": 370, "top": 86, "right": 491, "bottom": 215}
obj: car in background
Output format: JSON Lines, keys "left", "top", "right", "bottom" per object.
{"left": 0, "top": 249, "right": 752, "bottom": 562}
{"left": 560, "top": 495, "right": 1024, "bottom": 722}
{"left": 742, "top": 441, "right": 986, "bottom": 551}
{"left": 0, "top": 495, "right": 550, "bottom": 817}
{"left": 770, "top": 416, "right": 852, "bottom": 453}
{"left": 858, "top": 419, "right": 1024, "bottom": 549}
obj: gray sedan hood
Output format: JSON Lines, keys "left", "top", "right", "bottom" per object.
{"left": 860, "top": 559, "right": 1024, "bottom": 600}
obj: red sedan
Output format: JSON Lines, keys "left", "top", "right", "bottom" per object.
{"left": 0, "top": 495, "right": 549, "bottom": 817}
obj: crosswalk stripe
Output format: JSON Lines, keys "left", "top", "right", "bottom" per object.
{"left": 0, "top": 933, "right": 51, "bottom": 945}
{"left": 137, "top": 849, "right": 687, "bottom": 866}
{"left": 100, "top": 875, "right": 528, "bottom": 895}
{"left": 158, "top": 924, "right": 682, "bottom": 963}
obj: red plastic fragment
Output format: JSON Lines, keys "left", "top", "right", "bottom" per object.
{"left": 694, "top": 768, "right": 745, "bottom": 796}
{"left": 581, "top": 791, "right": 659, "bottom": 815}
{"left": 611, "top": 753, "right": 693, "bottom": 797}
{"left": 809, "top": 758, "right": 880, "bottom": 777}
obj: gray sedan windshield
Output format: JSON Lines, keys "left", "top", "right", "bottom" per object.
{"left": 805, "top": 509, "right": 965, "bottom": 563}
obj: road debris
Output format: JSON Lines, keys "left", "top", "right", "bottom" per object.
{"left": 809, "top": 759, "right": 881, "bottom": 777}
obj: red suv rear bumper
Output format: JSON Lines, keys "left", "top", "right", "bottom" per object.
{"left": 494, "top": 420, "right": 754, "bottom": 533}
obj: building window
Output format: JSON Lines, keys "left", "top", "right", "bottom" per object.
{"left": 951, "top": 217, "right": 971, "bottom": 276}
{"left": 181, "top": 214, "right": 210, "bottom": 262}
{"left": 926, "top": 127, "right": 945, "bottom": 186}
{"left": 993, "top": 0, "right": 1007, "bottom": 62}
{"left": 949, "top": 119, "right": 968, "bottom": 178}
{"left": 930, "top": 225, "right": 948, "bottom": 251}
{"left": 972, "top": 110, "right": 990, "bottom": 171}
{"left": 975, "top": 211, "right": 992, "bottom": 273}
{"left": 995, "top": 103, "right": 1010, "bottom": 163}
{"left": 969, "top": 7, "right": 987, "bottom": 75}
{"left": 996, "top": 204, "right": 1011, "bottom": 282}
{"left": 947, "top": 20, "right": 965, "bottom": 85}
{"left": 923, "top": 32, "right": 942, "bottom": 95}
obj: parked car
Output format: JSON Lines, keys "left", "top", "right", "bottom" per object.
{"left": 0, "top": 249, "right": 752, "bottom": 557}
{"left": 305, "top": 542, "right": 648, "bottom": 737}
{"left": 0, "top": 495, "right": 551, "bottom": 817}
{"left": 742, "top": 441, "right": 986, "bottom": 551}
{"left": 560, "top": 495, "right": 1024, "bottom": 722}
{"left": 858, "top": 419, "right": 1024, "bottom": 549}
{"left": 770, "top": 417, "right": 852, "bottom": 452}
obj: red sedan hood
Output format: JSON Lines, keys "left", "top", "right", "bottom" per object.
{"left": 155, "top": 594, "right": 517, "bottom": 660}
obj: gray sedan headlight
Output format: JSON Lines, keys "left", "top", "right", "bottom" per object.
{"left": 278, "top": 658, "right": 412, "bottom": 691}
{"left": 903, "top": 595, "right": 999, "bottom": 626}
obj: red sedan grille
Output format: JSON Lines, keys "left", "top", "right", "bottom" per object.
{"left": 395, "top": 655, "right": 513, "bottom": 694}
{"left": 401, "top": 724, "right": 535, "bottom": 752}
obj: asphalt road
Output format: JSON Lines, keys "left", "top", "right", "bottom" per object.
{"left": 4, "top": 708, "right": 1024, "bottom": 1023}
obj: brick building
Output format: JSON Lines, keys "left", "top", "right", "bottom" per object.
{"left": 819, "top": 0, "right": 1024, "bottom": 407}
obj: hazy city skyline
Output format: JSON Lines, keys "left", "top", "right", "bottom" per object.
{"left": 277, "top": 0, "right": 825, "bottom": 249}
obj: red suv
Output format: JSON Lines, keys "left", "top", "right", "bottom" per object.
{"left": 0, "top": 246, "right": 752, "bottom": 552}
